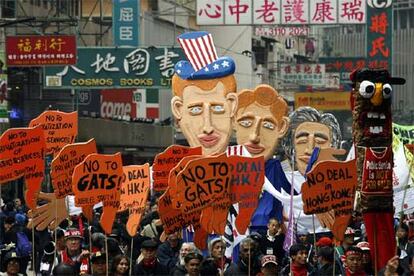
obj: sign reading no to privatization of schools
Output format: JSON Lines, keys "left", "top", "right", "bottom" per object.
{"left": 43, "top": 47, "right": 184, "bottom": 89}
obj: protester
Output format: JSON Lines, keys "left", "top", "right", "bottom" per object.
{"left": 0, "top": 251, "right": 23, "bottom": 276}
{"left": 89, "top": 251, "right": 107, "bottom": 276}
{"left": 336, "top": 227, "right": 355, "bottom": 260}
{"left": 57, "top": 228, "right": 90, "bottom": 275}
{"left": 225, "top": 237, "right": 260, "bottom": 276}
{"left": 316, "top": 245, "right": 343, "bottom": 275}
{"left": 12, "top": 199, "right": 28, "bottom": 215}
{"left": 133, "top": 239, "right": 169, "bottom": 275}
{"left": 157, "top": 232, "right": 182, "bottom": 271}
{"left": 208, "top": 237, "right": 231, "bottom": 275}
{"left": 280, "top": 243, "right": 315, "bottom": 276}
{"left": 258, "top": 255, "right": 278, "bottom": 276}
{"left": 344, "top": 246, "right": 366, "bottom": 276}
{"left": 111, "top": 254, "right": 129, "bottom": 276}
{"left": 396, "top": 223, "right": 414, "bottom": 275}
{"left": 172, "top": 242, "right": 198, "bottom": 276}
{"left": 259, "top": 218, "right": 285, "bottom": 264}
{"left": 183, "top": 252, "right": 203, "bottom": 276}
{"left": 51, "top": 263, "right": 76, "bottom": 276}
{"left": 356, "top": 241, "right": 374, "bottom": 275}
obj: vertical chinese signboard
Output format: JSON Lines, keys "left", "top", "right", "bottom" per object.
{"left": 0, "top": 51, "right": 8, "bottom": 123}
{"left": 196, "top": 0, "right": 366, "bottom": 25}
{"left": 5, "top": 35, "right": 77, "bottom": 66}
{"left": 366, "top": 1, "right": 392, "bottom": 71}
{"left": 113, "top": 0, "right": 140, "bottom": 47}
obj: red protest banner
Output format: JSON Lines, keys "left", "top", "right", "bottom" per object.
{"left": 119, "top": 164, "right": 150, "bottom": 237}
{"left": 51, "top": 139, "right": 97, "bottom": 198}
{"left": 0, "top": 126, "right": 46, "bottom": 209}
{"left": 302, "top": 159, "right": 357, "bottom": 240}
{"left": 29, "top": 110, "right": 78, "bottom": 156}
{"left": 6, "top": 35, "right": 77, "bottom": 66}
{"left": 72, "top": 153, "right": 123, "bottom": 234}
{"left": 152, "top": 145, "right": 202, "bottom": 191}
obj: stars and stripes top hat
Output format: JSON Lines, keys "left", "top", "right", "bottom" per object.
{"left": 175, "top": 31, "right": 235, "bottom": 80}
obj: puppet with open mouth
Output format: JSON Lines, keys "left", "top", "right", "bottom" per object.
{"left": 351, "top": 68, "right": 405, "bottom": 271}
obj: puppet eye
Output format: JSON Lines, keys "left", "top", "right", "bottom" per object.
{"left": 263, "top": 121, "right": 275, "bottom": 130}
{"left": 189, "top": 106, "right": 202, "bottom": 115}
{"left": 359, "top": 80, "right": 375, "bottom": 99}
{"left": 382, "top": 84, "right": 392, "bottom": 99}
{"left": 238, "top": 119, "right": 253, "bottom": 128}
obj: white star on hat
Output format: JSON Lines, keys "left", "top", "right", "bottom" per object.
{"left": 213, "top": 63, "right": 220, "bottom": 70}
{"left": 177, "top": 63, "right": 182, "bottom": 68}
{"left": 176, "top": 69, "right": 181, "bottom": 74}
{"left": 204, "top": 67, "right": 209, "bottom": 72}
{"left": 221, "top": 61, "right": 229, "bottom": 68}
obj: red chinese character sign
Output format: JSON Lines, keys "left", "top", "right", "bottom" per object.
{"left": 225, "top": 0, "right": 252, "bottom": 24}
{"left": 6, "top": 35, "right": 77, "bottom": 66}
{"left": 29, "top": 110, "right": 78, "bottom": 156}
{"left": 72, "top": 153, "right": 123, "bottom": 234}
{"left": 338, "top": 0, "right": 366, "bottom": 24}
{"left": 310, "top": 0, "right": 337, "bottom": 24}
{"left": 0, "top": 126, "right": 46, "bottom": 209}
{"left": 366, "top": 2, "right": 391, "bottom": 70}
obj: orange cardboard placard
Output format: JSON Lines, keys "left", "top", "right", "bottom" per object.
{"left": 302, "top": 159, "right": 357, "bottom": 240}
{"left": 72, "top": 153, "right": 123, "bottom": 234}
{"left": 0, "top": 126, "right": 46, "bottom": 209}
{"left": 152, "top": 145, "right": 202, "bottom": 191}
{"left": 51, "top": 139, "right": 97, "bottom": 198}
{"left": 175, "top": 153, "right": 264, "bottom": 234}
{"left": 119, "top": 164, "right": 150, "bottom": 237}
{"left": 29, "top": 110, "right": 78, "bottom": 156}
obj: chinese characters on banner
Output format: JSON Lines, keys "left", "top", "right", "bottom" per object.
{"left": 6, "top": 35, "right": 77, "bottom": 66}
{"left": 319, "top": 57, "right": 367, "bottom": 85}
{"left": 366, "top": 2, "right": 392, "bottom": 70}
{"left": 197, "top": 0, "right": 366, "bottom": 25}
{"left": 44, "top": 47, "right": 184, "bottom": 89}
{"left": 113, "top": 0, "right": 139, "bottom": 46}
{"left": 0, "top": 51, "right": 8, "bottom": 123}
{"left": 281, "top": 64, "right": 326, "bottom": 86}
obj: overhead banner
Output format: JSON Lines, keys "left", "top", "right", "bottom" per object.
{"left": 113, "top": 0, "right": 140, "bottom": 46}
{"left": 295, "top": 91, "right": 351, "bottom": 111}
{"left": 6, "top": 35, "right": 77, "bottom": 66}
{"left": 366, "top": 0, "right": 392, "bottom": 70}
{"left": 43, "top": 47, "right": 184, "bottom": 89}
{"left": 196, "top": 0, "right": 366, "bottom": 25}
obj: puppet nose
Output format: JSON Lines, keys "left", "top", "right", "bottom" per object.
{"left": 370, "top": 83, "right": 383, "bottom": 106}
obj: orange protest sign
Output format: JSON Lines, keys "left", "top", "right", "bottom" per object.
{"left": 119, "top": 164, "right": 150, "bottom": 237}
{"left": 51, "top": 139, "right": 97, "bottom": 198}
{"left": 152, "top": 145, "right": 202, "bottom": 191}
{"left": 302, "top": 159, "right": 357, "bottom": 240}
{"left": 175, "top": 153, "right": 265, "bottom": 233}
{"left": 72, "top": 153, "right": 123, "bottom": 234}
{"left": 0, "top": 126, "right": 46, "bottom": 209}
{"left": 29, "top": 110, "right": 78, "bottom": 156}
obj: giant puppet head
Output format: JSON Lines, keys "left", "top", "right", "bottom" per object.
{"left": 350, "top": 68, "right": 405, "bottom": 147}
{"left": 171, "top": 32, "right": 238, "bottom": 156}
{"left": 235, "top": 85, "right": 289, "bottom": 161}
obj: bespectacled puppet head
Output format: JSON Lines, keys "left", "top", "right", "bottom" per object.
{"left": 350, "top": 68, "right": 405, "bottom": 147}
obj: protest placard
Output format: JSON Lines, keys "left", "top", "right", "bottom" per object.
{"left": 152, "top": 145, "right": 202, "bottom": 191}
{"left": 119, "top": 164, "right": 150, "bottom": 236}
{"left": 0, "top": 125, "right": 46, "bottom": 209}
{"left": 72, "top": 153, "right": 123, "bottom": 234}
{"left": 302, "top": 159, "right": 357, "bottom": 240}
{"left": 51, "top": 139, "right": 97, "bottom": 198}
{"left": 29, "top": 110, "right": 78, "bottom": 156}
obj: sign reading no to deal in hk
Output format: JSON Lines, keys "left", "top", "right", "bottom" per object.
{"left": 43, "top": 47, "right": 184, "bottom": 89}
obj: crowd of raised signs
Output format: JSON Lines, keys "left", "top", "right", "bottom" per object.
{"left": 0, "top": 194, "right": 414, "bottom": 276}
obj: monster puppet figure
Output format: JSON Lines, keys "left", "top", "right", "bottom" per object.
{"left": 350, "top": 68, "right": 405, "bottom": 271}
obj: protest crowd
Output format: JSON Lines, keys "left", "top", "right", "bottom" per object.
{"left": 0, "top": 194, "right": 414, "bottom": 276}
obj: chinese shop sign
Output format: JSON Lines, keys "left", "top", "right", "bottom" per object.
{"left": 197, "top": 0, "right": 366, "bottom": 25}
{"left": 295, "top": 91, "right": 351, "bottom": 111}
{"left": 113, "top": 0, "right": 139, "bottom": 46}
{"left": 6, "top": 35, "right": 76, "bottom": 66}
{"left": 319, "top": 57, "right": 366, "bottom": 84}
{"left": 44, "top": 47, "right": 184, "bottom": 89}
{"left": 0, "top": 51, "right": 8, "bottom": 123}
{"left": 366, "top": 1, "right": 392, "bottom": 70}
{"left": 281, "top": 64, "right": 326, "bottom": 87}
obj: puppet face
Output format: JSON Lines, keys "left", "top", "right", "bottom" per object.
{"left": 235, "top": 103, "right": 287, "bottom": 161}
{"left": 294, "top": 122, "right": 331, "bottom": 175}
{"left": 352, "top": 80, "right": 393, "bottom": 147}
{"left": 172, "top": 82, "right": 237, "bottom": 156}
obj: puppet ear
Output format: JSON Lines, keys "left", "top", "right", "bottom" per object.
{"left": 226, "top": 92, "right": 238, "bottom": 118}
{"left": 171, "top": 96, "right": 184, "bottom": 121}
{"left": 277, "top": 116, "right": 289, "bottom": 138}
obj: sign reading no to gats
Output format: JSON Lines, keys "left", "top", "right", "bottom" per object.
{"left": 43, "top": 47, "right": 184, "bottom": 89}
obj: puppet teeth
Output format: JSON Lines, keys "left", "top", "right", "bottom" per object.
{"left": 380, "top": 113, "right": 386, "bottom": 119}
{"left": 379, "top": 126, "right": 383, "bottom": 133}
{"left": 372, "top": 112, "right": 379, "bottom": 119}
{"left": 367, "top": 112, "right": 373, "bottom": 118}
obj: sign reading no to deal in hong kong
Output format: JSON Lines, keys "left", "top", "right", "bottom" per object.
{"left": 43, "top": 47, "right": 184, "bottom": 89}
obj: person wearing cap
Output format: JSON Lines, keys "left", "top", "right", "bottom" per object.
{"left": 157, "top": 232, "right": 182, "bottom": 272}
{"left": 182, "top": 252, "right": 203, "bottom": 276}
{"left": 396, "top": 223, "right": 414, "bottom": 275}
{"left": 344, "top": 246, "right": 366, "bottom": 276}
{"left": 258, "top": 218, "right": 285, "bottom": 267}
{"left": 206, "top": 237, "right": 231, "bottom": 275}
{"left": 258, "top": 255, "right": 278, "bottom": 276}
{"left": 133, "top": 239, "right": 169, "bottom": 275}
{"left": 57, "top": 228, "right": 90, "bottom": 275}
{"left": 225, "top": 237, "right": 260, "bottom": 276}
{"left": 280, "top": 244, "right": 315, "bottom": 276}
{"left": 335, "top": 227, "right": 355, "bottom": 262}
{"left": 89, "top": 251, "right": 107, "bottom": 276}
{"left": 0, "top": 251, "right": 23, "bottom": 276}
{"left": 356, "top": 241, "right": 373, "bottom": 275}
